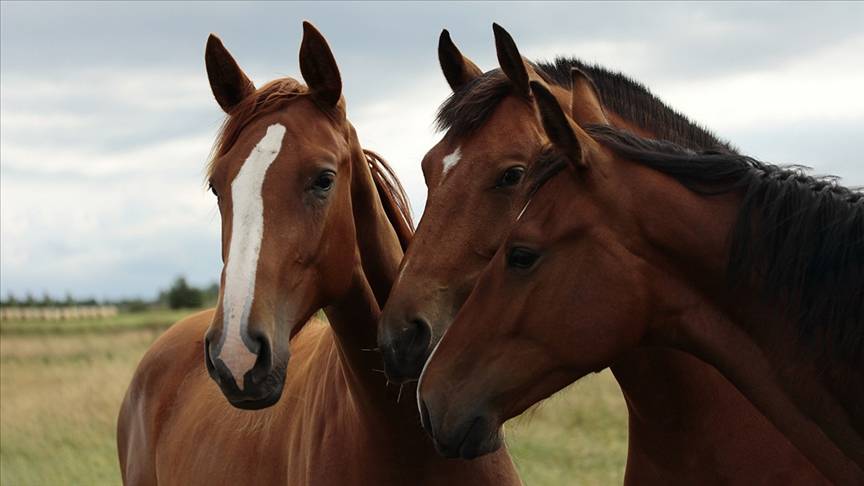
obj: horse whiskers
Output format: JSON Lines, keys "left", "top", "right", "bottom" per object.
{"left": 371, "top": 368, "right": 386, "bottom": 375}
{"left": 360, "top": 347, "right": 380, "bottom": 353}
{"left": 397, "top": 384, "right": 404, "bottom": 403}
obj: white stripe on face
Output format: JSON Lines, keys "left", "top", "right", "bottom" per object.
{"left": 440, "top": 146, "right": 462, "bottom": 182}
{"left": 220, "top": 123, "right": 287, "bottom": 386}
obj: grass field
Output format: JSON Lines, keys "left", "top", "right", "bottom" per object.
{"left": 0, "top": 310, "right": 627, "bottom": 485}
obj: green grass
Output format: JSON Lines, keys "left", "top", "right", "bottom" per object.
{"left": 507, "top": 373, "right": 627, "bottom": 485}
{"left": 0, "top": 310, "right": 627, "bottom": 485}
{"left": 0, "top": 309, "right": 193, "bottom": 336}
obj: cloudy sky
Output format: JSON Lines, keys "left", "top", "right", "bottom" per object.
{"left": 2, "top": 1, "right": 862, "bottom": 300}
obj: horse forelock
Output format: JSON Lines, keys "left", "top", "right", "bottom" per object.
{"left": 206, "top": 77, "right": 311, "bottom": 181}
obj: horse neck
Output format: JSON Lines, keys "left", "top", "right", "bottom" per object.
{"left": 624, "top": 166, "right": 864, "bottom": 482}
{"left": 595, "top": 115, "right": 797, "bottom": 476}
{"left": 321, "top": 140, "right": 409, "bottom": 413}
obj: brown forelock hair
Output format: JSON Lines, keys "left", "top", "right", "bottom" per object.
{"left": 207, "top": 77, "right": 311, "bottom": 178}
{"left": 205, "top": 77, "right": 414, "bottom": 248}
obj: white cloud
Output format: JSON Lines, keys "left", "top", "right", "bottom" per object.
{"left": 350, "top": 71, "right": 449, "bottom": 217}
{"left": 654, "top": 35, "right": 864, "bottom": 131}
{"left": 2, "top": 134, "right": 214, "bottom": 177}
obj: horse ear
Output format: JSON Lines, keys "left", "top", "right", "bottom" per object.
{"left": 299, "top": 21, "right": 342, "bottom": 108}
{"left": 531, "top": 81, "right": 587, "bottom": 169}
{"left": 492, "top": 23, "right": 530, "bottom": 97}
{"left": 438, "top": 29, "right": 483, "bottom": 92}
{"left": 570, "top": 68, "right": 609, "bottom": 126}
{"left": 205, "top": 34, "right": 255, "bottom": 113}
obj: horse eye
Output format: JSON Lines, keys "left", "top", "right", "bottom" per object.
{"left": 507, "top": 246, "right": 540, "bottom": 270}
{"left": 208, "top": 182, "right": 218, "bottom": 198}
{"left": 312, "top": 170, "right": 336, "bottom": 194}
{"left": 497, "top": 166, "right": 525, "bottom": 188}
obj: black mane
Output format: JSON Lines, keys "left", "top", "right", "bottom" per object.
{"left": 536, "top": 125, "right": 864, "bottom": 363}
{"left": 436, "top": 57, "right": 734, "bottom": 153}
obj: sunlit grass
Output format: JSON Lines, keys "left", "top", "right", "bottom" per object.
{"left": 507, "top": 371, "right": 627, "bottom": 485}
{"left": 0, "top": 327, "right": 165, "bottom": 485}
{"left": 0, "top": 310, "right": 628, "bottom": 485}
{"left": 0, "top": 309, "right": 192, "bottom": 336}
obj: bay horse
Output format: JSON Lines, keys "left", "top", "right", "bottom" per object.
{"left": 380, "top": 25, "right": 827, "bottom": 484}
{"left": 416, "top": 54, "right": 864, "bottom": 483}
{"left": 117, "top": 22, "right": 520, "bottom": 485}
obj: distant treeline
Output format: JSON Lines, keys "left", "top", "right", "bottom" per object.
{"left": 1, "top": 276, "right": 219, "bottom": 312}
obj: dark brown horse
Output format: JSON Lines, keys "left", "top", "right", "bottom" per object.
{"left": 380, "top": 25, "right": 828, "bottom": 484}
{"left": 117, "top": 23, "right": 519, "bottom": 485}
{"left": 417, "top": 51, "right": 864, "bottom": 483}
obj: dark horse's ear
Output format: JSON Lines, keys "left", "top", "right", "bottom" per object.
{"left": 493, "top": 23, "right": 530, "bottom": 98}
{"left": 206, "top": 34, "right": 256, "bottom": 113}
{"left": 299, "top": 21, "right": 342, "bottom": 109}
{"left": 531, "top": 81, "right": 587, "bottom": 169}
{"left": 570, "top": 68, "right": 609, "bottom": 126}
{"left": 438, "top": 29, "right": 483, "bottom": 92}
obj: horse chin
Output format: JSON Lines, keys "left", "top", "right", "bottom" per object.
{"left": 227, "top": 385, "right": 284, "bottom": 410}
{"left": 455, "top": 421, "right": 504, "bottom": 460}
{"left": 430, "top": 411, "right": 504, "bottom": 460}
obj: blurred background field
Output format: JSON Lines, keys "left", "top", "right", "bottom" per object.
{"left": 0, "top": 307, "right": 627, "bottom": 486}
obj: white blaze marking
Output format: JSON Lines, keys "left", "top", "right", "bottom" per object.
{"left": 440, "top": 146, "right": 462, "bottom": 181}
{"left": 220, "top": 123, "right": 286, "bottom": 386}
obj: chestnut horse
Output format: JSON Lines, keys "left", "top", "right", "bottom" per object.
{"left": 117, "top": 23, "right": 519, "bottom": 485}
{"left": 417, "top": 68, "right": 864, "bottom": 483}
{"left": 380, "top": 25, "right": 826, "bottom": 484}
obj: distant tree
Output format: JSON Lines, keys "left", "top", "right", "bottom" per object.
{"left": 41, "top": 291, "right": 55, "bottom": 308}
{"left": 63, "top": 292, "right": 75, "bottom": 307}
{"left": 167, "top": 276, "right": 203, "bottom": 309}
{"left": 156, "top": 289, "right": 170, "bottom": 307}
{"left": 24, "top": 292, "right": 36, "bottom": 308}
{"left": 202, "top": 282, "right": 220, "bottom": 306}
{"left": 2, "top": 292, "right": 17, "bottom": 307}
{"left": 122, "top": 298, "right": 150, "bottom": 313}
{"left": 79, "top": 297, "right": 98, "bottom": 306}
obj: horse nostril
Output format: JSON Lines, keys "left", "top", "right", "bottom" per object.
{"left": 405, "top": 316, "right": 433, "bottom": 353}
{"left": 248, "top": 334, "right": 273, "bottom": 386}
{"left": 204, "top": 336, "right": 218, "bottom": 378}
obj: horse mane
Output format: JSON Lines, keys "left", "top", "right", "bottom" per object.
{"left": 363, "top": 149, "right": 415, "bottom": 250}
{"left": 436, "top": 57, "right": 734, "bottom": 153}
{"left": 206, "top": 77, "right": 311, "bottom": 178}
{"left": 534, "top": 125, "right": 864, "bottom": 363}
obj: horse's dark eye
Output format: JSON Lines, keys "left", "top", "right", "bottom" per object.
{"left": 208, "top": 182, "right": 218, "bottom": 198}
{"left": 312, "top": 171, "right": 335, "bottom": 194}
{"left": 497, "top": 166, "right": 525, "bottom": 188}
{"left": 507, "top": 247, "right": 540, "bottom": 270}
{"left": 507, "top": 246, "right": 540, "bottom": 269}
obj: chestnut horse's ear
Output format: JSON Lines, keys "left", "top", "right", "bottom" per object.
{"left": 299, "top": 21, "right": 342, "bottom": 108}
{"left": 438, "top": 29, "right": 483, "bottom": 92}
{"left": 492, "top": 23, "right": 530, "bottom": 97}
{"left": 570, "top": 68, "right": 609, "bottom": 126}
{"left": 205, "top": 34, "right": 255, "bottom": 113}
{"left": 531, "top": 81, "right": 587, "bottom": 169}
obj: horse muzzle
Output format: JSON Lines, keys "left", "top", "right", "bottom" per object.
{"left": 419, "top": 395, "right": 504, "bottom": 459}
{"left": 204, "top": 331, "right": 289, "bottom": 410}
